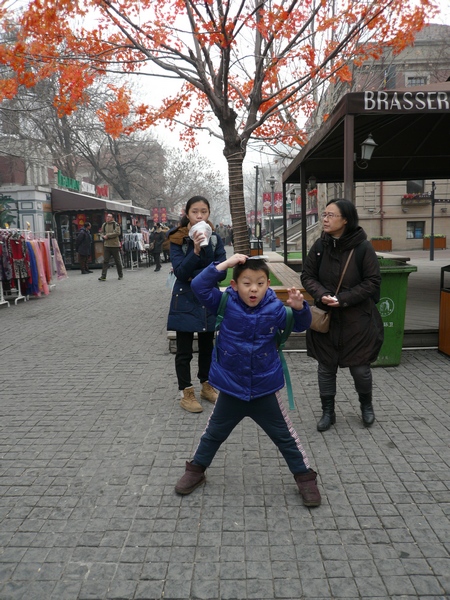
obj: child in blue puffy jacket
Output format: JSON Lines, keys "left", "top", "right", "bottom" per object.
{"left": 174, "top": 253, "right": 321, "bottom": 507}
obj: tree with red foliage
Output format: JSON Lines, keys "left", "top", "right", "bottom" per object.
{"left": 0, "top": 0, "right": 437, "bottom": 252}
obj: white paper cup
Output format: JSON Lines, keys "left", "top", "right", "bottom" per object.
{"left": 189, "top": 222, "right": 212, "bottom": 247}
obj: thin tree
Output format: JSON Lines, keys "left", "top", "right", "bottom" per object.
{"left": 0, "top": 0, "right": 437, "bottom": 252}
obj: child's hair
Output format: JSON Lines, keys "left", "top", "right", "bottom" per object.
{"left": 233, "top": 258, "right": 269, "bottom": 281}
{"left": 180, "top": 196, "right": 211, "bottom": 227}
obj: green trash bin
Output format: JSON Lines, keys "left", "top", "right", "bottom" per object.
{"left": 372, "top": 259, "right": 417, "bottom": 367}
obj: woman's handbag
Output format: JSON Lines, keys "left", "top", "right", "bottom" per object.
{"left": 309, "top": 249, "right": 354, "bottom": 333}
{"left": 310, "top": 305, "right": 331, "bottom": 333}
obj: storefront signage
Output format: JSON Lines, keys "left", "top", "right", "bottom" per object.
{"left": 96, "top": 184, "right": 109, "bottom": 198}
{"left": 81, "top": 181, "right": 96, "bottom": 195}
{"left": 57, "top": 170, "right": 80, "bottom": 192}
{"left": 57, "top": 171, "right": 110, "bottom": 200}
{"left": 362, "top": 90, "right": 450, "bottom": 113}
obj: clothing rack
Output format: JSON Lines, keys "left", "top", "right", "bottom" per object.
{"left": 0, "top": 228, "right": 28, "bottom": 304}
{"left": 0, "top": 228, "right": 56, "bottom": 303}
{"left": 123, "top": 232, "right": 145, "bottom": 271}
{"left": 0, "top": 241, "right": 10, "bottom": 307}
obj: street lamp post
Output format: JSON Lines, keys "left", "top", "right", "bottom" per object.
{"left": 430, "top": 181, "right": 436, "bottom": 262}
{"left": 267, "top": 175, "right": 276, "bottom": 251}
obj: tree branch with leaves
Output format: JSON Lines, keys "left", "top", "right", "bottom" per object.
{"left": 1, "top": 0, "right": 437, "bottom": 252}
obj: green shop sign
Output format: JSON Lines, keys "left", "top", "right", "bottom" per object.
{"left": 58, "top": 170, "right": 80, "bottom": 192}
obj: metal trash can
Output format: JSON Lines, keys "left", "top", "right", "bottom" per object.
{"left": 439, "top": 265, "right": 450, "bottom": 357}
{"left": 372, "top": 259, "right": 417, "bottom": 367}
{"left": 249, "top": 239, "right": 263, "bottom": 256}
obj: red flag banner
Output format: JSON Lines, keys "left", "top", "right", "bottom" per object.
{"left": 263, "top": 192, "right": 271, "bottom": 215}
{"left": 274, "top": 192, "right": 283, "bottom": 215}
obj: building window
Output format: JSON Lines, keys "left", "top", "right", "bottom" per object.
{"left": 406, "top": 221, "right": 425, "bottom": 239}
{"left": 406, "top": 180, "right": 424, "bottom": 195}
{"left": 384, "top": 66, "right": 396, "bottom": 89}
{"left": 407, "top": 76, "right": 427, "bottom": 86}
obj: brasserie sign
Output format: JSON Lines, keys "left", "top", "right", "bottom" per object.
{"left": 361, "top": 90, "right": 450, "bottom": 113}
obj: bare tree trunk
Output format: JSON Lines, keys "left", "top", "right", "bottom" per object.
{"left": 225, "top": 145, "right": 249, "bottom": 255}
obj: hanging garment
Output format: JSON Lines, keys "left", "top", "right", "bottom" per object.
{"left": 39, "top": 239, "right": 52, "bottom": 283}
{"left": 52, "top": 238, "right": 68, "bottom": 280}
{"left": 30, "top": 240, "right": 49, "bottom": 295}
{"left": 25, "top": 241, "right": 40, "bottom": 296}
{"left": 9, "top": 236, "right": 30, "bottom": 280}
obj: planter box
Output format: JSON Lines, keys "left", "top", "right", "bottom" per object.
{"left": 423, "top": 237, "right": 446, "bottom": 250}
{"left": 371, "top": 239, "right": 392, "bottom": 252}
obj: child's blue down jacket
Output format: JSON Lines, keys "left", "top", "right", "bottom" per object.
{"left": 191, "top": 263, "right": 312, "bottom": 401}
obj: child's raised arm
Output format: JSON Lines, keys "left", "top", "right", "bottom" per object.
{"left": 216, "top": 253, "right": 249, "bottom": 272}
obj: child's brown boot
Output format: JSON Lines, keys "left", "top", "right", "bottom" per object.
{"left": 175, "top": 461, "right": 206, "bottom": 495}
{"left": 294, "top": 470, "right": 321, "bottom": 507}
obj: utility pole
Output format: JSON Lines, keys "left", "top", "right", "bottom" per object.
{"left": 254, "top": 166, "right": 259, "bottom": 236}
{"left": 430, "top": 181, "right": 436, "bottom": 262}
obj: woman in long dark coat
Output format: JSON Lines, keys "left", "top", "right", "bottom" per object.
{"left": 301, "top": 199, "right": 384, "bottom": 431}
{"left": 150, "top": 224, "right": 166, "bottom": 272}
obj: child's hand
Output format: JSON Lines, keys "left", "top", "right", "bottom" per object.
{"left": 217, "top": 253, "right": 248, "bottom": 272}
{"left": 286, "top": 287, "right": 305, "bottom": 310}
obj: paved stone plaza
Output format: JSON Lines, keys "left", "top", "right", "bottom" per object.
{"left": 0, "top": 262, "right": 449, "bottom": 599}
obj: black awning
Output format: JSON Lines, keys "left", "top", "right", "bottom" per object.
{"left": 51, "top": 188, "right": 151, "bottom": 216}
{"left": 283, "top": 83, "right": 450, "bottom": 185}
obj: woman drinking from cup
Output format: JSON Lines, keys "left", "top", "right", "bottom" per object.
{"left": 167, "top": 196, "right": 227, "bottom": 413}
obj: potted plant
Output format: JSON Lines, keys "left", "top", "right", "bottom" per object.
{"left": 423, "top": 234, "right": 447, "bottom": 250}
{"left": 370, "top": 236, "right": 392, "bottom": 252}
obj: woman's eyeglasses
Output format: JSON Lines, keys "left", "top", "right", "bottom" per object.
{"left": 321, "top": 212, "right": 342, "bottom": 219}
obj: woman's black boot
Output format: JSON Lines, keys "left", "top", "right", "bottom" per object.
{"left": 359, "top": 393, "right": 375, "bottom": 427}
{"left": 317, "top": 396, "right": 336, "bottom": 432}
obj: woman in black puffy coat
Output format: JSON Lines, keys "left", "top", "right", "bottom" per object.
{"left": 301, "top": 199, "right": 384, "bottom": 431}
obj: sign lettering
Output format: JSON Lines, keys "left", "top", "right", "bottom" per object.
{"left": 363, "top": 90, "right": 450, "bottom": 112}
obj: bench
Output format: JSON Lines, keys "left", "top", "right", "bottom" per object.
{"left": 268, "top": 261, "right": 313, "bottom": 303}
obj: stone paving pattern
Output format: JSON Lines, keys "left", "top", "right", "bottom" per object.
{"left": 0, "top": 262, "right": 449, "bottom": 599}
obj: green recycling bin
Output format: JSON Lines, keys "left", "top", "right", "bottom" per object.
{"left": 372, "top": 259, "right": 417, "bottom": 367}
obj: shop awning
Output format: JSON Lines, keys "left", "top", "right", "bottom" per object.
{"left": 283, "top": 82, "right": 450, "bottom": 187}
{"left": 281, "top": 82, "right": 450, "bottom": 261}
{"left": 51, "top": 188, "right": 151, "bottom": 216}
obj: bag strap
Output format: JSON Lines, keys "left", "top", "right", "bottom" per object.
{"left": 335, "top": 249, "right": 354, "bottom": 295}
{"left": 276, "top": 306, "right": 295, "bottom": 410}
{"left": 215, "top": 291, "right": 229, "bottom": 330}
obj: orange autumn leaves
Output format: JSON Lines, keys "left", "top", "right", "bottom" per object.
{"left": 0, "top": 0, "right": 438, "bottom": 147}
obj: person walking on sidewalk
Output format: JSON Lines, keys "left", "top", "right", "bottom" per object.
{"left": 150, "top": 223, "right": 165, "bottom": 272}
{"left": 98, "top": 213, "right": 124, "bottom": 281}
{"left": 167, "top": 196, "right": 226, "bottom": 413}
{"left": 174, "top": 254, "right": 321, "bottom": 508}
{"left": 75, "top": 222, "right": 92, "bottom": 274}
{"left": 301, "top": 199, "right": 384, "bottom": 431}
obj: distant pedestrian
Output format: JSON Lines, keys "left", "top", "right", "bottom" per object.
{"left": 98, "top": 213, "right": 124, "bottom": 281}
{"left": 75, "top": 222, "right": 92, "bottom": 274}
{"left": 167, "top": 195, "right": 226, "bottom": 413}
{"left": 301, "top": 199, "right": 384, "bottom": 431}
{"left": 174, "top": 254, "right": 321, "bottom": 508}
{"left": 226, "top": 225, "right": 233, "bottom": 245}
{"left": 161, "top": 225, "right": 171, "bottom": 262}
{"left": 150, "top": 223, "right": 165, "bottom": 272}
